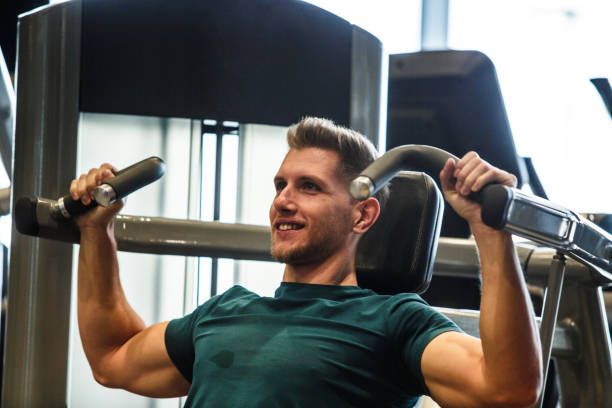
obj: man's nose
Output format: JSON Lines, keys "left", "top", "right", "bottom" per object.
{"left": 273, "top": 187, "right": 297, "bottom": 212}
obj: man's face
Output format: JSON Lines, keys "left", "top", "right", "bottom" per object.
{"left": 269, "top": 147, "right": 356, "bottom": 265}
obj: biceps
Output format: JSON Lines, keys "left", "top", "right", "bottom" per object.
{"left": 102, "top": 321, "right": 191, "bottom": 397}
{"left": 421, "top": 331, "right": 488, "bottom": 407}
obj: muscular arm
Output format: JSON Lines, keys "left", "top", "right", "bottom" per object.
{"left": 421, "top": 153, "right": 542, "bottom": 407}
{"left": 75, "top": 165, "right": 190, "bottom": 397}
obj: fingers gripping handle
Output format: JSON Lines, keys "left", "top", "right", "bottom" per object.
{"left": 101, "top": 157, "right": 166, "bottom": 205}
{"left": 55, "top": 156, "right": 165, "bottom": 218}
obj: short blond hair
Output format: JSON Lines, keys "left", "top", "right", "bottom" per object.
{"left": 287, "top": 117, "right": 389, "bottom": 210}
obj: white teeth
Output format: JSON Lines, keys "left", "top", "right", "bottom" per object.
{"left": 278, "top": 224, "right": 300, "bottom": 231}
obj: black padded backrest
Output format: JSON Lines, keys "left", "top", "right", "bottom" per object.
{"left": 356, "top": 172, "right": 443, "bottom": 295}
{"left": 387, "top": 50, "right": 525, "bottom": 238}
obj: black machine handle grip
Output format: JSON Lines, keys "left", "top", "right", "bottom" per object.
{"left": 349, "top": 145, "right": 491, "bottom": 205}
{"left": 56, "top": 157, "right": 165, "bottom": 218}
{"left": 14, "top": 157, "right": 165, "bottom": 239}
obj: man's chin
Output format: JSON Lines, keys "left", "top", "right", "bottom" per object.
{"left": 271, "top": 246, "right": 316, "bottom": 266}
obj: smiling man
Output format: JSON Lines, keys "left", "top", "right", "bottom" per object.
{"left": 73, "top": 117, "right": 541, "bottom": 407}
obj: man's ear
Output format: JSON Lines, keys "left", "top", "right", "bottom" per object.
{"left": 352, "top": 197, "right": 380, "bottom": 234}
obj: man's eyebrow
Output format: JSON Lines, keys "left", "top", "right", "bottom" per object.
{"left": 297, "top": 175, "right": 328, "bottom": 187}
{"left": 273, "top": 174, "right": 328, "bottom": 185}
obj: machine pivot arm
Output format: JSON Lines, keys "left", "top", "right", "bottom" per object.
{"left": 14, "top": 156, "right": 165, "bottom": 238}
{"left": 351, "top": 144, "right": 612, "bottom": 274}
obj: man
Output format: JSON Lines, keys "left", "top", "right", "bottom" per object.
{"left": 73, "top": 117, "right": 542, "bottom": 407}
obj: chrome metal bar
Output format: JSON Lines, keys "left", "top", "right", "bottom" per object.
{"left": 113, "top": 215, "right": 272, "bottom": 261}
{"left": 28, "top": 213, "right": 609, "bottom": 287}
{"left": 536, "top": 252, "right": 566, "bottom": 408}
{"left": 555, "top": 284, "right": 612, "bottom": 406}
{"left": 3, "top": 1, "right": 82, "bottom": 407}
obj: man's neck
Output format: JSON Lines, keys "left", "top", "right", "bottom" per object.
{"left": 281, "top": 249, "right": 358, "bottom": 286}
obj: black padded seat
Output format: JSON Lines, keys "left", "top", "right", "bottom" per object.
{"left": 356, "top": 172, "right": 443, "bottom": 295}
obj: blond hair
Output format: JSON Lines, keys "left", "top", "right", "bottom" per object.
{"left": 287, "top": 117, "right": 389, "bottom": 210}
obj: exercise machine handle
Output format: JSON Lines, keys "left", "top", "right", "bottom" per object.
{"left": 14, "top": 157, "right": 165, "bottom": 239}
{"left": 479, "top": 184, "right": 612, "bottom": 273}
{"left": 55, "top": 156, "right": 165, "bottom": 218}
{"left": 350, "top": 145, "right": 612, "bottom": 273}
{"left": 350, "top": 145, "right": 489, "bottom": 203}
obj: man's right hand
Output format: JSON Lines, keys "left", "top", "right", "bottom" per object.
{"left": 70, "top": 163, "right": 124, "bottom": 230}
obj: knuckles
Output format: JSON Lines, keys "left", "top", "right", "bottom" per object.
{"left": 71, "top": 164, "right": 116, "bottom": 202}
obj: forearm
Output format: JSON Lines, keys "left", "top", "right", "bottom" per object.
{"left": 474, "top": 225, "right": 542, "bottom": 397}
{"left": 77, "top": 224, "right": 146, "bottom": 375}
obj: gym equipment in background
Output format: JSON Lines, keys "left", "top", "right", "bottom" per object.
{"left": 386, "top": 50, "right": 551, "bottom": 237}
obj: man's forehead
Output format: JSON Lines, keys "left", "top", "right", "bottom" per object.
{"left": 279, "top": 148, "right": 340, "bottom": 171}
{"left": 275, "top": 147, "right": 350, "bottom": 187}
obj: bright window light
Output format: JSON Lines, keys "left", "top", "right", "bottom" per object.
{"left": 304, "top": 0, "right": 422, "bottom": 54}
{"left": 449, "top": 0, "right": 612, "bottom": 213}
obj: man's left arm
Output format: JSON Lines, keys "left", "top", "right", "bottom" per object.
{"left": 421, "top": 152, "right": 542, "bottom": 408}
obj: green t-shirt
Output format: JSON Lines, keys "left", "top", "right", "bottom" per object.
{"left": 165, "top": 282, "right": 460, "bottom": 407}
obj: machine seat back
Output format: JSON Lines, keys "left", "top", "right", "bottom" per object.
{"left": 356, "top": 172, "right": 443, "bottom": 295}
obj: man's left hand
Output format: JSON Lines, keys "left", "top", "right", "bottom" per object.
{"left": 439, "top": 152, "right": 517, "bottom": 228}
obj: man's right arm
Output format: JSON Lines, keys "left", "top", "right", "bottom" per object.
{"left": 74, "top": 165, "right": 190, "bottom": 397}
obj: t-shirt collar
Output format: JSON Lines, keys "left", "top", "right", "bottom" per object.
{"left": 274, "top": 281, "right": 370, "bottom": 301}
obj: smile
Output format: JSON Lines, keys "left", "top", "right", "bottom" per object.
{"left": 277, "top": 223, "right": 304, "bottom": 231}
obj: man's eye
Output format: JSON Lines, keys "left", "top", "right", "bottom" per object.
{"left": 303, "top": 182, "right": 320, "bottom": 191}
{"left": 275, "top": 181, "right": 286, "bottom": 192}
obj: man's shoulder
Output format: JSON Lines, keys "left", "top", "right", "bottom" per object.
{"left": 360, "top": 290, "right": 429, "bottom": 309}
{"left": 342, "top": 290, "right": 436, "bottom": 324}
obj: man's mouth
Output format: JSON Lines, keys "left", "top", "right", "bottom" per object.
{"left": 276, "top": 223, "right": 305, "bottom": 231}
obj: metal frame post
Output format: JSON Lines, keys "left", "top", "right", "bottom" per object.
{"left": 554, "top": 282, "right": 612, "bottom": 406}
{"left": 2, "top": 1, "right": 81, "bottom": 406}
{"left": 536, "top": 252, "right": 566, "bottom": 408}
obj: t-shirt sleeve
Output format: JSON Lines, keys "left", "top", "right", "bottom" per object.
{"left": 386, "top": 294, "right": 461, "bottom": 396}
{"left": 165, "top": 309, "right": 200, "bottom": 383}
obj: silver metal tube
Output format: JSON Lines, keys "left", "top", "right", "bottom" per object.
{"left": 536, "top": 252, "right": 566, "bottom": 408}
{"left": 114, "top": 215, "right": 272, "bottom": 261}
{"left": 555, "top": 284, "right": 612, "bottom": 406}
{"left": 3, "top": 1, "right": 81, "bottom": 406}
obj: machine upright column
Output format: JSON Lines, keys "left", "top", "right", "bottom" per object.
{"left": 2, "top": 2, "right": 81, "bottom": 406}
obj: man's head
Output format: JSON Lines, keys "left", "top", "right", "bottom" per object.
{"left": 269, "top": 117, "right": 388, "bottom": 267}
{"left": 286, "top": 117, "right": 389, "bottom": 210}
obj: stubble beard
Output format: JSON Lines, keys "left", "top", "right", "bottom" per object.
{"left": 271, "top": 214, "right": 352, "bottom": 266}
